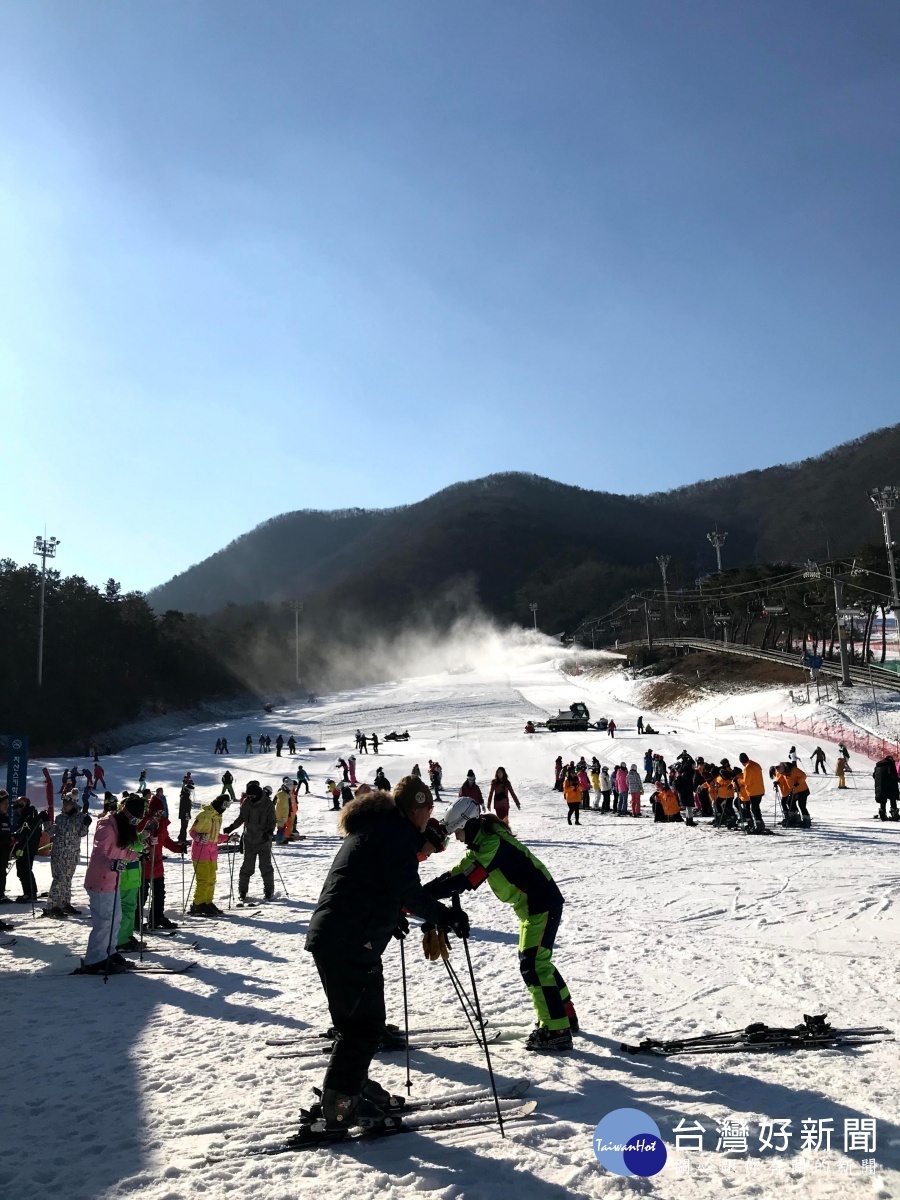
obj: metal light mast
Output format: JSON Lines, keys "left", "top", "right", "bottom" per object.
{"left": 33, "top": 534, "right": 60, "bottom": 687}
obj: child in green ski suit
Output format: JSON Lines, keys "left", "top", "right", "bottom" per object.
{"left": 424, "top": 801, "right": 576, "bottom": 1052}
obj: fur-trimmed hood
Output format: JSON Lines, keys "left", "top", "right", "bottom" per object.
{"left": 338, "top": 789, "right": 396, "bottom": 836}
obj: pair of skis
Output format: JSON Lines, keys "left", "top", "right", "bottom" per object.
{"left": 207, "top": 1081, "right": 536, "bottom": 1160}
{"left": 621, "top": 1013, "right": 894, "bottom": 1057}
{"left": 266, "top": 1030, "right": 500, "bottom": 1059}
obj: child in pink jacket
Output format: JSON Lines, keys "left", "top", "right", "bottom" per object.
{"left": 78, "top": 796, "right": 146, "bottom": 974}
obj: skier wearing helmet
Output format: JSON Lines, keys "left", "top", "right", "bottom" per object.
{"left": 423, "top": 797, "right": 576, "bottom": 1052}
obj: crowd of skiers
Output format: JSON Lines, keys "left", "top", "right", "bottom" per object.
{"left": 550, "top": 747, "right": 819, "bottom": 831}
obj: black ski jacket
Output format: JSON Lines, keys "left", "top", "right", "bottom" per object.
{"left": 873, "top": 758, "right": 900, "bottom": 804}
{"left": 12, "top": 804, "right": 44, "bottom": 856}
{"left": 225, "top": 794, "right": 276, "bottom": 845}
{"left": 305, "top": 792, "right": 452, "bottom": 963}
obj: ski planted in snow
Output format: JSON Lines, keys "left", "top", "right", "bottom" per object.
{"left": 207, "top": 1100, "right": 538, "bottom": 1160}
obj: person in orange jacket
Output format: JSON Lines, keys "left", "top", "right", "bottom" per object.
{"left": 737, "top": 753, "right": 766, "bottom": 833}
{"left": 713, "top": 762, "right": 738, "bottom": 828}
{"left": 781, "top": 761, "right": 811, "bottom": 828}
{"left": 562, "top": 767, "right": 582, "bottom": 826}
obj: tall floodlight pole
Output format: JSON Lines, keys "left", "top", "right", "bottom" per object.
{"left": 869, "top": 487, "right": 900, "bottom": 658}
{"left": 656, "top": 555, "right": 671, "bottom": 640}
{"left": 289, "top": 601, "right": 304, "bottom": 685}
{"left": 529, "top": 602, "right": 538, "bottom": 631}
{"left": 707, "top": 528, "right": 727, "bottom": 573}
{"left": 33, "top": 534, "right": 60, "bottom": 687}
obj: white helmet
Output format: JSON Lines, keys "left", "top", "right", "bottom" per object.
{"left": 443, "top": 797, "right": 480, "bottom": 834}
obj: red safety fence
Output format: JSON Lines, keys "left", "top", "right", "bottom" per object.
{"left": 753, "top": 711, "right": 900, "bottom": 765}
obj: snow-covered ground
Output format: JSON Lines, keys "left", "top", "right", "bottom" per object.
{"left": 2, "top": 649, "right": 898, "bottom": 1200}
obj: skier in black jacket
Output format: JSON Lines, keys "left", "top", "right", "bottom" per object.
{"left": 11, "top": 796, "right": 45, "bottom": 902}
{"left": 873, "top": 755, "right": 900, "bottom": 821}
{"left": 224, "top": 780, "right": 277, "bottom": 898}
{"left": 303, "top": 776, "right": 467, "bottom": 1138}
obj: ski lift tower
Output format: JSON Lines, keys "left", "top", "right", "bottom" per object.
{"left": 33, "top": 534, "right": 61, "bottom": 687}
{"left": 707, "top": 527, "right": 727, "bottom": 573}
{"left": 656, "top": 554, "right": 671, "bottom": 638}
{"left": 868, "top": 486, "right": 900, "bottom": 658}
{"left": 529, "top": 602, "right": 538, "bottom": 631}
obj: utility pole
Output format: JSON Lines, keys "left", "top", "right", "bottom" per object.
{"left": 643, "top": 600, "right": 653, "bottom": 651}
{"left": 656, "top": 554, "right": 670, "bottom": 640}
{"left": 868, "top": 486, "right": 900, "bottom": 659}
{"left": 529, "top": 602, "right": 538, "bottom": 631}
{"left": 289, "top": 601, "right": 304, "bottom": 686}
{"left": 33, "top": 534, "right": 60, "bottom": 687}
{"left": 707, "top": 527, "right": 727, "bottom": 573}
{"left": 831, "top": 578, "right": 853, "bottom": 687}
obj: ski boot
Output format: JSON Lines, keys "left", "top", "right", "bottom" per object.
{"left": 525, "top": 1026, "right": 573, "bottom": 1053}
{"left": 63, "top": 904, "right": 82, "bottom": 916}
{"left": 117, "top": 937, "right": 144, "bottom": 952}
{"left": 377, "top": 1027, "right": 408, "bottom": 1051}
{"left": 155, "top": 915, "right": 178, "bottom": 929}
{"left": 295, "top": 1089, "right": 400, "bottom": 1145}
{"left": 801, "top": 816, "right": 812, "bottom": 829}
{"left": 361, "top": 1077, "right": 406, "bottom": 1112}
{"left": 563, "top": 1000, "right": 580, "bottom": 1033}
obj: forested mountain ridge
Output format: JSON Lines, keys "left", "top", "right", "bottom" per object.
{"left": 148, "top": 425, "right": 900, "bottom": 623}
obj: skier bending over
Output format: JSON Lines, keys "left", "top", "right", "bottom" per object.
{"left": 302, "top": 776, "right": 466, "bottom": 1140}
{"left": 425, "top": 797, "right": 577, "bottom": 1052}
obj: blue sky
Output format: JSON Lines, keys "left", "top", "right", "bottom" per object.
{"left": 2, "top": 1, "right": 898, "bottom": 593}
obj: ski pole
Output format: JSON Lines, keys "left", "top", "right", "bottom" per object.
{"left": 25, "top": 837, "right": 36, "bottom": 919}
{"left": 227, "top": 844, "right": 236, "bottom": 910}
{"left": 452, "top": 894, "right": 504, "bottom": 1138}
{"left": 400, "top": 934, "right": 412, "bottom": 1095}
{"left": 183, "top": 858, "right": 198, "bottom": 914}
{"left": 180, "top": 851, "right": 185, "bottom": 912}
{"left": 138, "top": 862, "right": 145, "bottom": 964}
{"left": 104, "top": 867, "right": 122, "bottom": 984}
{"left": 271, "top": 848, "right": 290, "bottom": 899}
{"left": 442, "top": 954, "right": 484, "bottom": 1048}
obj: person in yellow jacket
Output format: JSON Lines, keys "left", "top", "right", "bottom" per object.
{"left": 274, "top": 779, "right": 294, "bottom": 843}
{"left": 737, "top": 754, "right": 766, "bottom": 833}
{"left": 835, "top": 755, "right": 850, "bottom": 789}
{"left": 189, "top": 795, "right": 231, "bottom": 915}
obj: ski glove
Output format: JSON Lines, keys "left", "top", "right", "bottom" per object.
{"left": 422, "top": 926, "right": 451, "bottom": 962}
{"left": 392, "top": 914, "right": 410, "bottom": 941}
{"left": 447, "top": 909, "right": 470, "bottom": 939}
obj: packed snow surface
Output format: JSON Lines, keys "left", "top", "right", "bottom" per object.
{"left": 2, "top": 651, "right": 898, "bottom": 1200}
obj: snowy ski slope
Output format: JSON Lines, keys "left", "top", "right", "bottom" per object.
{"left": 1, "top": 650, "right": 898, "bottom": 1200}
